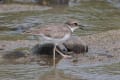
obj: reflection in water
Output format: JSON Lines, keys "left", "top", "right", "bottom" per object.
{"left": 35, "top": 55, "right": 62, "bottom": 66}
{"left": 36, "top": 56, "right": 83, "bottom": 80}
{"left": 39, "top": 68, "right": 77, "bottom": 80}
{"left": 0, "top": 55, "right": 82, "bottom": 80}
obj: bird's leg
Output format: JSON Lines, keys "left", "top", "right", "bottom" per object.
{"left": 56, "top": 48, "right": 72, "bottom": 58}
{"left": 53, "top": 44, "right": 56, "bottom": 66}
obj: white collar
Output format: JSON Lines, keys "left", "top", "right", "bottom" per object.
{"left": 66, "top": 25, "right": 74, "bottom": 32}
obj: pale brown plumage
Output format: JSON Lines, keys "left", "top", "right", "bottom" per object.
{"left": 27, "top": 23, "right": 72, "bottom": 39}
{"left": 24, "top": 20, "right": 83, "bottom": 59}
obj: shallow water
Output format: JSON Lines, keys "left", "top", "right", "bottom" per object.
{"left": 0, "top": 1, "right": 120, "bottom": 38}
{"left": 0, "top": 1, "right": 120, "bottom": 80}
{"left": 0, "top": 58, "right": 120, "bottom": 80}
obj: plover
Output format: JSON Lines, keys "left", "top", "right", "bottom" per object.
{"left": 25, "top": 19, "right": 84, "bottom": 59}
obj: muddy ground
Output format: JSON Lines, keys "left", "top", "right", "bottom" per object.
{"left": 0, "top": 29, "right": 120, "bottom": 65}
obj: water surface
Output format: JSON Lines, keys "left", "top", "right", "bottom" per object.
{"left": 0, "top": 1, "right": 120, "bottom": 80}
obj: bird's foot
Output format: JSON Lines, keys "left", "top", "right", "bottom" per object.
{"left": 63, "top": 55, "right": 72, "bottom": 59}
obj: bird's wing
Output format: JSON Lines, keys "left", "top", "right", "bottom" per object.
{"left": 30, "top": 24, "right": 71, "bottom": 38}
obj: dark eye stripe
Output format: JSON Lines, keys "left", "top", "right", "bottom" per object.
{"left": 74, "top": 23, "right": 78, "bottom": 26}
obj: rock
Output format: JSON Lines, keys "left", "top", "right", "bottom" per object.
{"left": 13, "top": 23, "right": 34, "bottom": 33}
{"left": 31, "top": 43, "right": 54, "bottom": 56}
{"left": 10, "top": 17, "right": 43, "bottom": 33}
{"left": 63, "top": 36, "right": 88, "bottom": 54}
{"left": 2, "top": 51, "right": 27, "bottom": 59}
{"left": 0, "top": 50, "right": 32, "bottom": 64}
{"left": 31, "top": 43, "right": 67, "bottom": 56}
{"left": 31, "top": 36, "right": 88, "bottom": 56}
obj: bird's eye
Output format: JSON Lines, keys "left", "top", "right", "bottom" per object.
{"left": 74, "top": 23, "right": 78, "bottom": 26}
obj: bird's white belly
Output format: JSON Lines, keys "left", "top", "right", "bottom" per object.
{"left": 40, "top": 33, "right": 71, "bottom": 44}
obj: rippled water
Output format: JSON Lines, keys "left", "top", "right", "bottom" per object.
{"left": 0, "top": 1, "right": 120, "bottom": 80}
{"left": 0, "top": 58, "right": 120, "bottom": 80}
{"left": 1, "top": 1, "right": 120, "bottom": 37}
{"left": 0, "top": 58, "right": 86, "bottom": 80}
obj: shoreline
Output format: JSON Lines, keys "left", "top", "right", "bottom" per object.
{"left": 0, "top": 4, "right": 52, "bottom": 13}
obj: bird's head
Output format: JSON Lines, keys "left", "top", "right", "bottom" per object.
{"left": 66, "top": 19, "right": 85, "bottom": 32}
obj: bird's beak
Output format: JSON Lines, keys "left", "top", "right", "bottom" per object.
{"left": 78, "top": 24, "right": 85, "bottom": 30}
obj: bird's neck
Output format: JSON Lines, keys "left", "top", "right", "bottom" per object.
{"left": 66, "top": 25, "right": 74, "bottom": 32}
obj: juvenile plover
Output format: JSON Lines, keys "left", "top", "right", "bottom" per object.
{"left": 25, "top": 19, "right": 84, "bottom": 59}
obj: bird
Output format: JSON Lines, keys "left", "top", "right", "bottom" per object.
{"left": 24, "top": 19, "right": 84, "bottom": 59}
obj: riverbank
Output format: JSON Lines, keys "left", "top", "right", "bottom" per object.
{"left": 0, "top": 4, "right": 52, "bottom": 13}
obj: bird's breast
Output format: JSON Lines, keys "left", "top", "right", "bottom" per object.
{"left": 41, "top": 33, "right": 71, "bottom": 44}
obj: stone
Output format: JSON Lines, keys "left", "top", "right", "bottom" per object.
{"left": 31, "top": 36, "right": 88, "bottom": 56}
{"left": 31, "top": 43, "right": 67, "bottom": 56}
{"left": 63, "top": 36, "right": 88, "bottom": 54}
{"left": 2, "top": 51, "right": 27, "bottom": 59}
